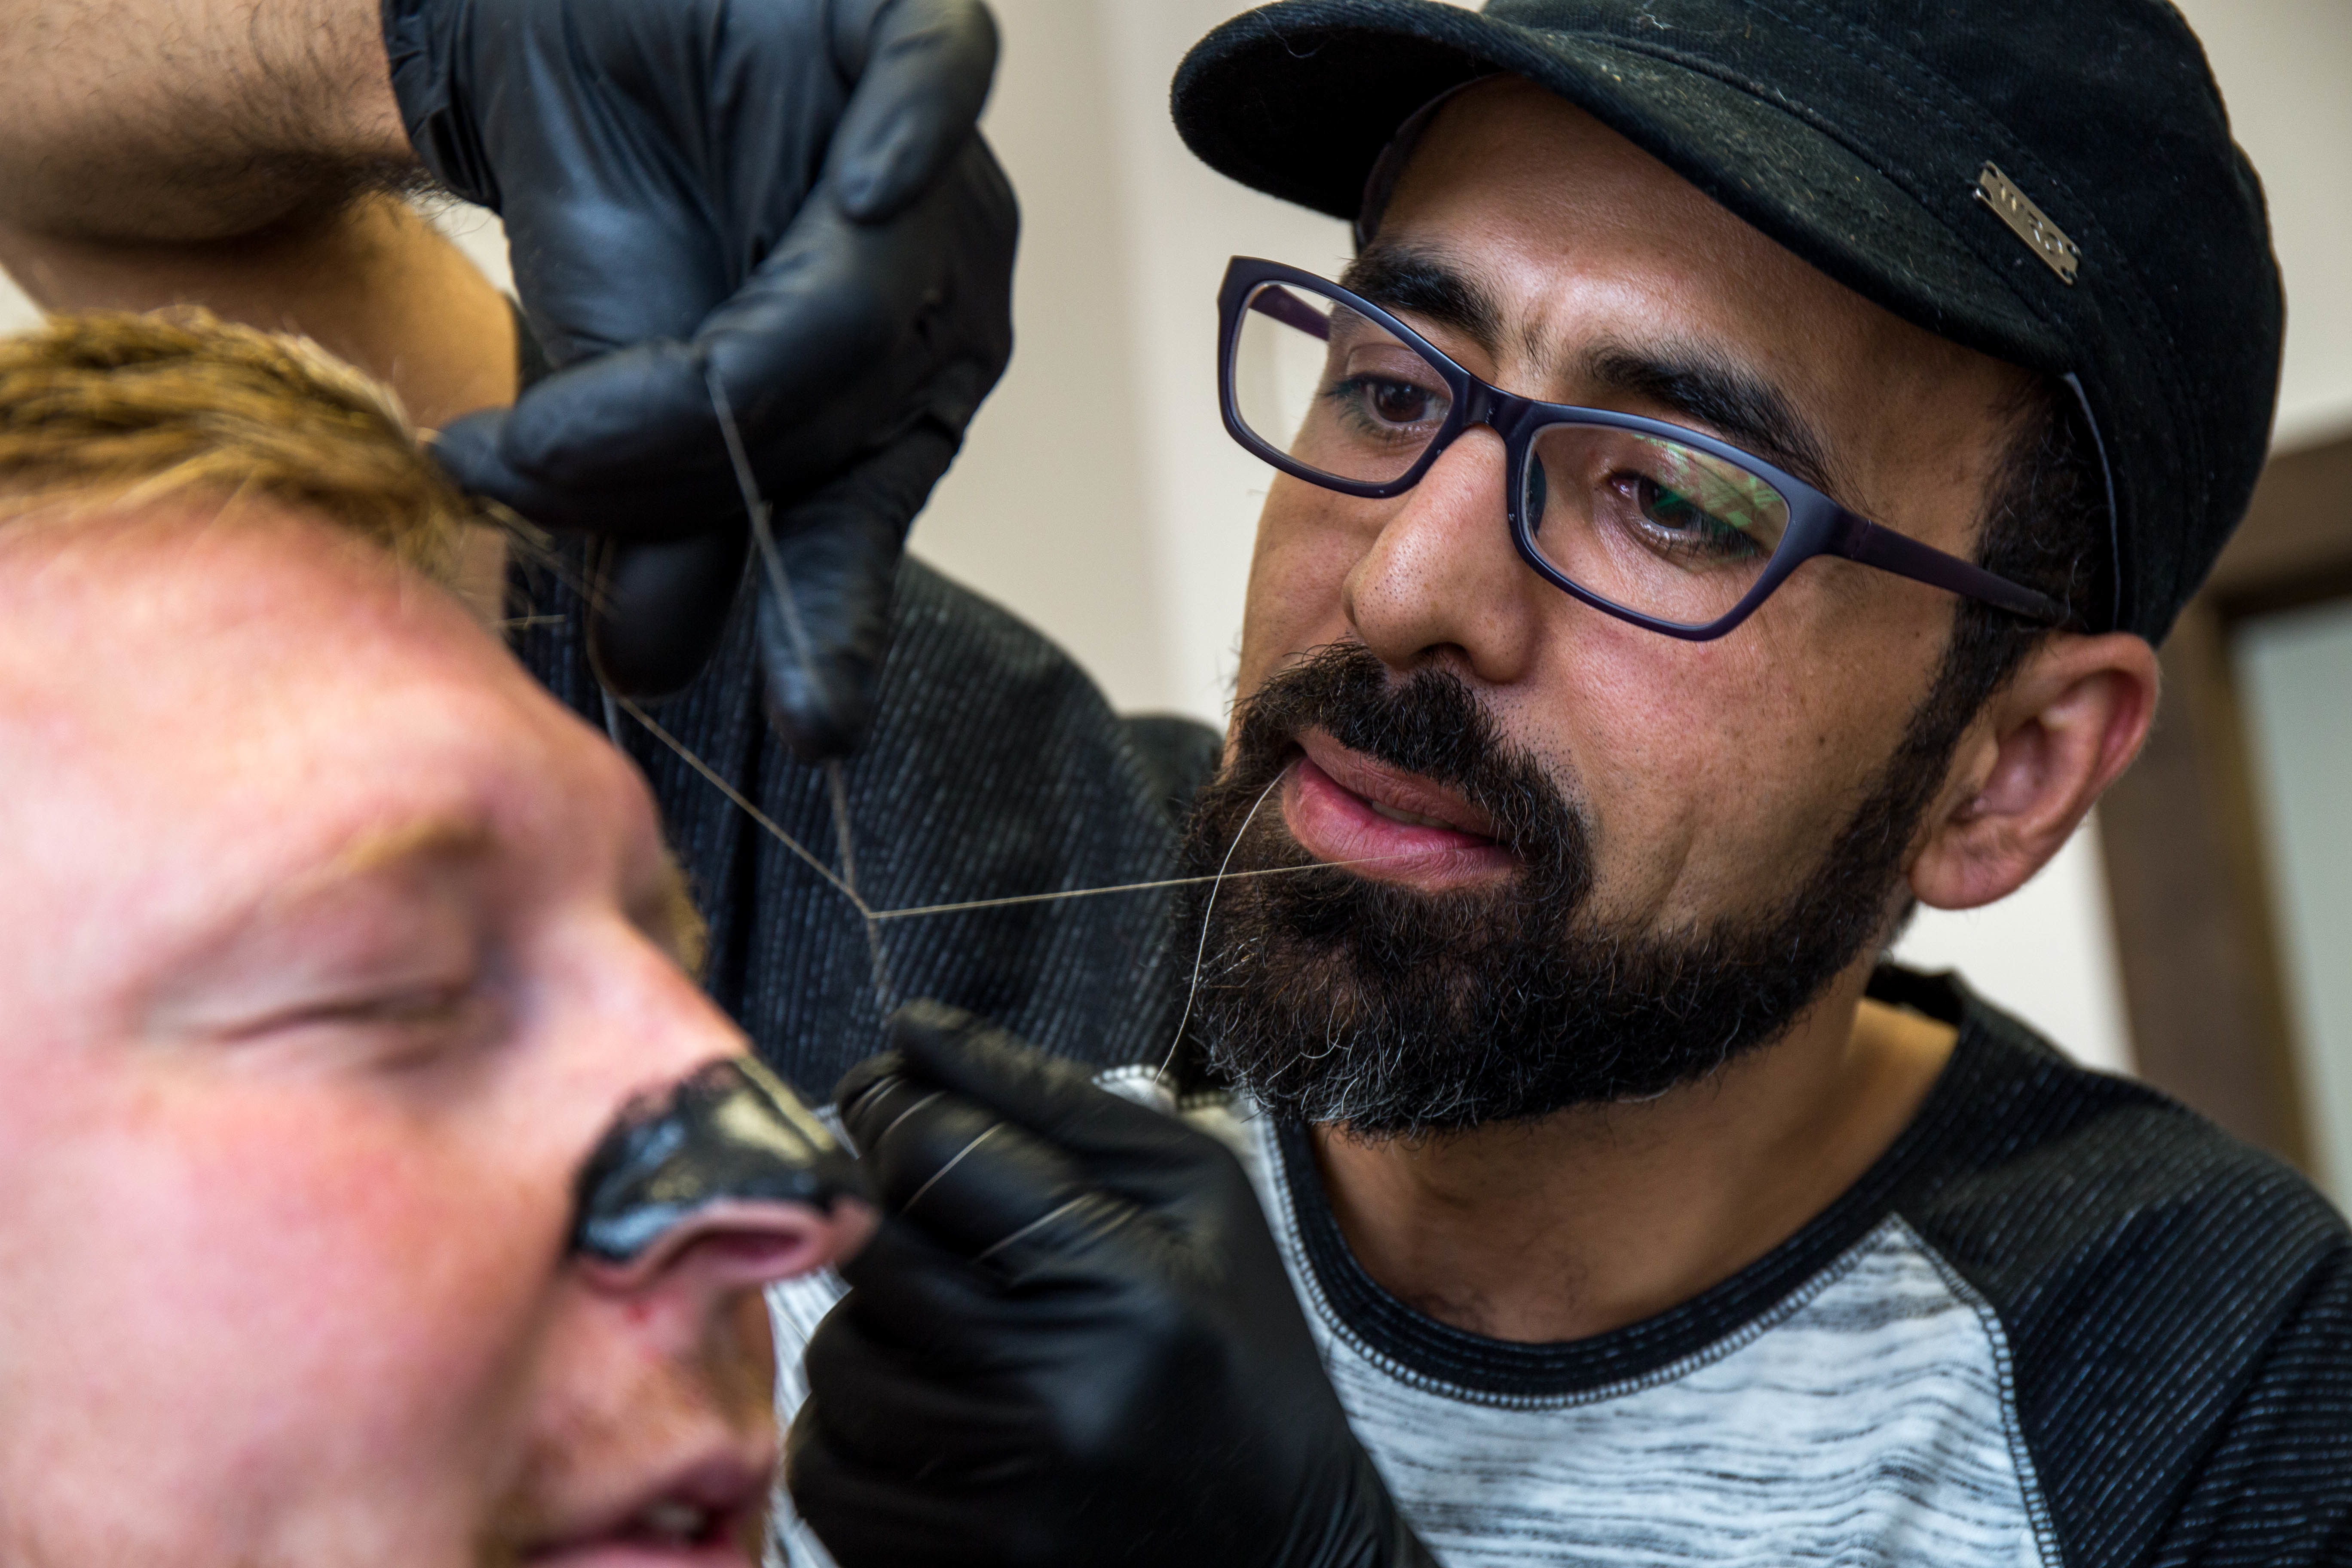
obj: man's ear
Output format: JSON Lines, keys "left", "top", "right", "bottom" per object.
{"left": 1908, "top": 631, "right": 2160, "bottom": 912}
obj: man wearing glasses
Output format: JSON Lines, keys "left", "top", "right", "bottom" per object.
{"left": 784, "top": 3, "right": 2352, "bottom": 1565}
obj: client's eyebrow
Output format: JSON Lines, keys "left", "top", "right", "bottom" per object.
{"left": 1339, "top": 242, "right": 1847, "bottom": 500}
{"left": 326, "top": 818, "right": 495, "bottom": 880}
{"left": 337, "top": 816, "right": 702, "bottom": 974}
{"left": 645, "top": 854, "right": 709, "bottom": 980}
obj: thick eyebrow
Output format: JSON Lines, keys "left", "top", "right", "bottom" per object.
{"left": 1339, "top": 242, "right": 1847, "bottom": 500}
{"left": 1579, "top": 344, "right": 1844, "bottom": 500}
{"left": 1340, "top": 242, "right": 1505, "bottom": 355}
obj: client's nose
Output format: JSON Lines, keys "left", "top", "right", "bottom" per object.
{"left": 568, "top": 1056, "right": 875, "bottom": 1294}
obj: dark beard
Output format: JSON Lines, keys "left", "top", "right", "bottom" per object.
{"left": 1174, "top": 644, "right": 1958, "bottom": 1136}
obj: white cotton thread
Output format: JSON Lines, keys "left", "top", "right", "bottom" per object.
{"left": 616, "top": 694, "right": 866, "bottom": 907}
{"left": 710, "top": 369, "right": 893, "bottom": 1007}
{"left": 827, "top": 757, "right": 894, "bottom": 1008}
{"left": 1156, "top": 764, "right": 1287, "bottom": 1089}
{"left": 611, "top": 698, "right": 1398, "bottom": 925}
{"left": 586, "top": 374, "right": 1410, "bottom": 1029}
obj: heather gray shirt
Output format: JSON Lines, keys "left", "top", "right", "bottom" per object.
{"left": 766, "top": 972, "right": 2352, "bottom": 1568}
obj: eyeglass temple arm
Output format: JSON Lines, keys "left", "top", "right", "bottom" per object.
{"left": 1249, "top": 285, "right": 1332, "bottom": 341}
{"left": 1828, "top": 514, "right": 2069, "bottom": 626}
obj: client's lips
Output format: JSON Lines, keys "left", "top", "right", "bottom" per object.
{"left": 523, "top": 1453, "right": 772, "bottom": 1567}
{"left": 1282, "top": 732, "right": 1516, "bottom": 888}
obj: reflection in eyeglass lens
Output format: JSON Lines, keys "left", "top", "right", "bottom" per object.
{"left": 1528, "top": 426, "right": 1791, "bottom": 625}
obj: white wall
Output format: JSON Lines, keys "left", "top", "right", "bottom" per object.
{"left": 915, "top": 0, "right": 1356, "bottom": 717}
{"left": 2171, "top": 0, "right": 2352, "bottom": 451}
{"left": 3, "top": 1, "right": 2344, "bottom": 1077}
{"left": 2239, "top": 600, "right": 2352, "bottom": 1202}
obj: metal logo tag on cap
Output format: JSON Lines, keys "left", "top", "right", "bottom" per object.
{"left": 1975, "top": 163, "right": 2081, "bottom": 284}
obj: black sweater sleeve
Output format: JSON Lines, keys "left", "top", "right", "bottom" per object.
{"left": 2146, "top": 1237, "right": 2352, "bottom": 1565}
{"left": 1880, "top": 978, "right": 2352, "bottom": 1568}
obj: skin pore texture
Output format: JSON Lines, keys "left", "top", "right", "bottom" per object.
{"left": 0, "top": 498, "right": 839, "bottom": 1567}
{"left": 1225, "top": 79, "right": 2158, "bottom": 1343}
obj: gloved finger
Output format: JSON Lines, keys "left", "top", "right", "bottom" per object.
{"left": 836, "top": 1088, "right": 1161, "bottom": 1297}
{"left": 888, "top": 1001, "right": 1206, "bottom": 1164}
{"left": 490, "top": 172, "right": 957, "bottom": 489}
{"left": 787, "top": 1410, "right": 1026, "bottom": 1568}
{"left": 824, "top": 1209, "right": 1058, "bottom": 1355}
{"left": 828, "top": 0, "right": 1001, "bottom": 221}
{"left": 436, "top": 138, "right": 1008, "bottom": 539}
{"left": 848, "top": 1076, "right": 1095, "bottom": 1257}
{"left": 753, "top": 517, "right": 888, "bottom": 762}
{"left": 752, "top": 423, "right": 950, "bottom": 760}
{"left": 833, "top": 1050, "right": 910, "bottom": 1148}
{"left": 885, "top": 1005, "right": 1266, "bottom": 1249}
{"left": 801, "top": 1313, "right": 1050, "bottom": 1467}
{"left": 425, "top": 409, "right": 744, "bottom": 537}
{"left": 836, "top": 1063, "right": 927, "bottom": 1155}
{"left": 586, "top": 528, "right": 750, "bottom": 699}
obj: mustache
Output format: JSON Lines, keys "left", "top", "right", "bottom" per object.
{"left": 1224, "top": 643, "right": 1589, "bottom": 892}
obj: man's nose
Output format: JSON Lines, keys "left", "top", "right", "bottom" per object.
{"left": 1344, "top": 426, "right": 1547, "bottom": 684}
{"left": 568, "top": 1057, "right": 876, "bottom": 1298}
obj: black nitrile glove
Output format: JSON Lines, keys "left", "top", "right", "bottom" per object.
{"left": 382, "top": 0, "right": 1017, "bottom": 757}
{"left": 787, "top": 1001, "right": 1439, "bottom": 1568}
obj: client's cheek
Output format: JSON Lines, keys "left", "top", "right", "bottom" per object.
{"left": 1240, "top": 492, "right": 1369, "bottom": 675}
{"left": 29, "top": 1093, "right": 573, "bottom": 1565}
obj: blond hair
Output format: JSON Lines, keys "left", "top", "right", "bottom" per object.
{"left": 0, "top": 308, "right": 483, "bottom": 583}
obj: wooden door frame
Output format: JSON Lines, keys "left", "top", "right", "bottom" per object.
{"left": 2099, "top": 429, "right": 2352, "bottom": 1169}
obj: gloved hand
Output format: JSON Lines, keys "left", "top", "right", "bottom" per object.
{"left": 382, "top": 0, "right": 1017, "bottom": 758}
{"left": 787, "top": 1001, "right": 1439, "bottom": 1568}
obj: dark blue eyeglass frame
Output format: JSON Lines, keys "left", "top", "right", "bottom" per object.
{"left": 1216, "top": 257, "right": 2069, "bottom": 641}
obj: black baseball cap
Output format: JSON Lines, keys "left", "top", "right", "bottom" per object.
{"left": 1172, "top": 0, "right": 2283, "bottom": 643}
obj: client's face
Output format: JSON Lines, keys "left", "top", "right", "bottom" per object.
{"left": 0, "top": 503, "right": 822, "bottom": 1566}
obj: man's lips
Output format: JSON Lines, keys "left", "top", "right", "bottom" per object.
{"left": 521, "top": 1452, "right": 773, "bottom": 1568}
{"left": 1281, "top": 733, "right": 1516, "bottom": 888}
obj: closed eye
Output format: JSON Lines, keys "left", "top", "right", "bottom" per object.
{"left": 217, "top": 977, "right": 501, "bottom": 1074}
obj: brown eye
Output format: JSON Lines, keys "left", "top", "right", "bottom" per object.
{"left": 1635, "top": 477, "right": 1711, "bottom": 536}
{"left": 1368, "top": 380, "right": 1435, "bottom": 425}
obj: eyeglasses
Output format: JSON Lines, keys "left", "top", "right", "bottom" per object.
{"left": 1216, "top": 257, "right": 2067, "bottom": 640}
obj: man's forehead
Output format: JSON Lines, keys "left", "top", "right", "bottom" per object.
{"left": 1383, "top": 78, "right": 1739, "bottom": 247}
{"left": 1365, "top": 79, "right": 2030, "bottom": 505}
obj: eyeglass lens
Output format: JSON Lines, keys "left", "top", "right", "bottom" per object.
{"left": 1233, "top": 279, "right": 1795, "bottom": 628}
